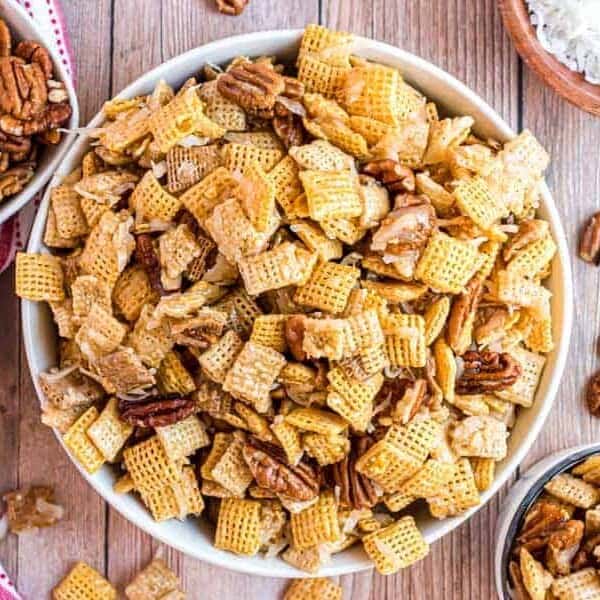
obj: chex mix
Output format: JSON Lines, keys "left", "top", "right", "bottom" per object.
{"left": 16, "top": 24, "right": 556, "bottom": 576}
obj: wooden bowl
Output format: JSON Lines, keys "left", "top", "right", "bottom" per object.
{"left": 499, "top": 0, "right": 600, "bottom": 116}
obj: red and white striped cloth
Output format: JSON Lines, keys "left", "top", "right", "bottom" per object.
{"left": 0, "top": 9, "right": 74, "bottom": 599}
{"left": 0, "top": 0, "right": 76, "bottom": 274}
{"left": 0, "top": 561, "right": 21, "bottom": 600}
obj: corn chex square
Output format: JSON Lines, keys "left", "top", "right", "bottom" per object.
{"left": 199, "top": 330, "right": 244, "bottom": 382}
{"left": 285, "top": 407, "right": 347, "bottom": 436}
{"left": 294, "top": 261, "right": 360, "bottom": 314}
{"left": 223, "top": 341, "right": 286, "bottom": 413}
{"left": 552, "top": 568, "right": 600, "bottom": 600}
{"left": 250, "top": 314, "right": 288, "bottom": 353}
{"left": 15, "top": 252, "right": 65, "bottom": 302}
{"left": 339, "top": 63, "right": 401, "bottom": 125}
{"left": 86, "top": 397, "right": 133, "bottom": 462}
{"left": 362, "top": 516, "right": 429, "bottom": 575}
{"left": 427, "top": 458, "right": 480, "bottom": 519}
{"left": 297, "top": 54, "right": 350, "bottom": 98}
{"left": 51, "top": 185, "right": 89, "bottom": 239}
{"left": 157, "top": 351, "right": 196, "bottom": 396}
{"left": 453, "top": 176, "right": 508, "bottom": 231}
{"left": 156, "top": 415, "right": 209, "bottom": 461}
{"left": 238, "top": 242, "right": 317, "bottom": 296}
{"left": 284, "top": 578, "right": 343, "bottom": 600}
{"left": 123, "top": 435, "right": 181, "bottom": 494}
{"left": 215, "top": 497, "right": 262, "bottom": 556}
{"left": 383, "top": 313, "right": 426, "bottom": 368}
{"left": 222, "top": 142, "right": 283, "bottom": 174}
{"left": 290, "top": 491, "right": 341, "bottom": 549}
{"left": 327, "top": 368, "right": 383, "bottom": 431}
{"left": 210, "top": 435, "right": 254, "bottom": 496}
{"left": 355, "top": 439, "right": 422, "bottom": 493}
{"left": 113, "top": 265, "right": 156, "bottom": 322}
{"left": 131, "top": 171, "right": 181, "bottom": 223}
{"left": 385, "top": 419, "right": 442, "bottom": 464}
{"left": 415, "top": 232, "right": 482, "bottom": 294}
{"left": 300, "top": 169, "right": 362, "bottom": 221}
{"left": 399, "top": 459, "right": 455, "bottom": 498}
{"left": 544, "top": 473, "right": 600, "bottom": 508}
{"left": 495, "top": 345, "right": 545, "bottom": 407}
{"left": 53, "top": 561, "right": 117, "bottom": 600}
{"left": 290, "top": 220, "right": 343, "bottom": 262}
{"left": 63, "top": 406, "right": 105, "bottom": 474}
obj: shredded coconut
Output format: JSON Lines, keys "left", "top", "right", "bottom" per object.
{"left": 527, "top": 0, "right": 600, "bottom": 84}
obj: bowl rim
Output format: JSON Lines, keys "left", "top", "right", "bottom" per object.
{"left": 494, "top": 443, "right": 600, "bottom": 599}
{"left": 498, "top": 0, "right": 600, "bottom": 116}
{"left": 22, "top": 28, "right": 574, "bottom": 578}
{"left": 0, "top": 0, "right": 79, "bottom": 224}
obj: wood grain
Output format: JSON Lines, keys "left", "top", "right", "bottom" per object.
{"left": 3, "top": 0, "right": 599, "bottom": 598}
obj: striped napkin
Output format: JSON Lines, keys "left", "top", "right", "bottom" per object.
{"left": 0, "top": 0, "right": 76, "bottom": 273}
{"left": 0, "top": 560, "right": 21, "bottom": 600}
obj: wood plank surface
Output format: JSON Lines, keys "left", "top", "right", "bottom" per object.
{"left": 2, "top": 0, "right": 599, "bottom": 598}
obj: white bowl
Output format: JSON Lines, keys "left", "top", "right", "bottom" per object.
{"left": 0, "top": 1, "right": 78, "bottom": 224}
{"left": 494, "top": 444, "right": 600, "bottom": 599}
{"left": 22, "top": 29, "right": 573, "bottom": 578}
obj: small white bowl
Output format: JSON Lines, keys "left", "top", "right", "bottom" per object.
{"left": 0, "top": 1, "right": 79, "bottom": 224}
{"left": 494, "top": 444, "right": 600, "bottom": 599}
{"left": 22, "top": 30, "right": 573, "bottom": 578}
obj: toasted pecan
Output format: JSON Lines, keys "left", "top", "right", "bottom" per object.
{"left": 456, "top": 350, "right": 521, "bottom": 394}
{"left": 242, "top": 437, "right": 319, "bottom": 501}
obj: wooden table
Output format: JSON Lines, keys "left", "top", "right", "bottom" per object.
{"left": 1, "top": 1, "right": 597, "bottom": 598}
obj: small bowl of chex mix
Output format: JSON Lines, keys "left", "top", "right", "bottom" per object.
{"left": 17, "top": 25, "right": 572, "bottom": 577}
{"left": 496, "top": 444, "right": 600, "bottom": 599}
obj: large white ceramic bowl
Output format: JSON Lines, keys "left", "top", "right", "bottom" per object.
{"left": 494, "top": 444, "right": 600, "bottom": 599}
{"left": 22, "top": 30, "right": 573, "bottom": 578}
{"left": 0, "top": 1, "right": 79, "bottom": 224}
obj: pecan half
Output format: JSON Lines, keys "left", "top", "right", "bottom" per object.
{"left": 14, "top": 41, "right": 53, "bottom": 79}
{"left": 456, "top": 351, "right": 521, "bottom": 394}
{"left": 273, "top": 112, "right": 305, "bottom": 149}
{"left": 0, "top": 130, "right": 31, "bottom": 154}
{"left": 285, "top": 314, "right": 308, "bottom": 362}
{"left": 119, "top": 396, "right": 196, "bottom": 428}
{"left": 135, "top": 233, "right": 163, "bottom": 294}
{"left": 242, "top": 437, "right": 319, "bottom": 501}
{"left": 516, "top": 499, "right": 569, "bottom": 553}
{"left": 0, "top": 19, "right": 10, "bottom": 58}
{"left": 580, "top": 212, "right": 600, "bottom": 264}
{"left": 362, "top": 159, "right": 416, "bottom": 193}
{"left": 0, "top": 102, "right": 71, "bottom": 136}
{"left": 216, "top": 0, "right": 249, "bottom": 15}
{"left": 331, "top": 437, "right": 378, "bottom": 510}
{"left": 545, "top": 520, "right": 584, "bottom": 576}
{"left": 217, "top": 62, "right": 285, "bottom": 113}
{"left": 447, "top": 277, "right": 483, "bottom": 353}
{"left": 0, "top": 164, "right": 34, "bottom": 199}
{"left": 587, "top": 372, "right": 600, "bottom": 417}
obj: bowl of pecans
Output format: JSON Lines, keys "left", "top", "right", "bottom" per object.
{"left": 0, "top": 1, "right": 78, "bottom": 223}
{"left": 18, "top": 26, "right": 572, "bottom": 577}
{"left": 495, "top": 444, "right": 600, "bottom": 599}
